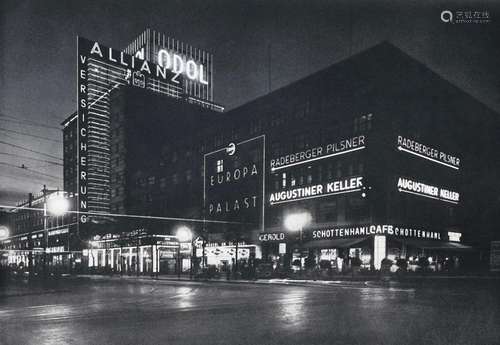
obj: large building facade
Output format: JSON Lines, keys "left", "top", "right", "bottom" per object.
{"left": 3, "top": 32, "right": 499, "bottom": 275}
{"left": 82, "top": 41, "right": 500, "bottom": 273}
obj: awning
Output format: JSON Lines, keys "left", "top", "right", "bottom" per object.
{"left": 301, "top": 237, "right": 369, "bottom": 249}
{"left": 395, "top": 239, "right": 475, "bottom": 251}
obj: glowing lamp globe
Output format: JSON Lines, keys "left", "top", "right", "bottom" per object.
{"left": 47, "top": 194, "right": 69, "bottom": 216}
{"left": 176, "top": 226, "right": 193, "bottom": 242}
{"left": 284, "top": 212, "right": 312, "bottom": 232}
{"left": 0, "top": 226, "right": 9, "bottom": 240}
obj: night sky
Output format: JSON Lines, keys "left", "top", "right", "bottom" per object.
{"left": 0, "top": 0, "right": 499, "bottom": 205}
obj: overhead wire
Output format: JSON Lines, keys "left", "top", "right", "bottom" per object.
{"left": 0, "top": 152, "right": 62, "bottom": 166}
{"left": 0, "top": 113, "right": 60, "bottom": 130}
{"left": 0, "top": 162, "right": 62, "bottom": 180}
{"left": 0, "top": 140, "right": 62, "bottom": 161}
{"left": 0, "top": 127, "right": 61, "bottom": 143}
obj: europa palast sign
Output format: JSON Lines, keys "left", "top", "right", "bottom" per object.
{"left": 269, "top": 176, "right": 363, "bottom": 205}
{"left": 204, "top": 136, "right": 266, "bottom": 231}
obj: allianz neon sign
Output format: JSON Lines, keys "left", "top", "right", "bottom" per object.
{"left": 269, "top": 176, "right": 363, "bottom": 205}
{"left": 397, "top": 177, "right": 459, "bottom": 204}
{"left": 157, "top": 49, "right": 208, "bottom": 85}
{"left": 397, "top": 136, "right": 460, "bottom": 170}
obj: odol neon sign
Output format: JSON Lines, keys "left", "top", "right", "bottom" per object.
{"left": 157, "top": 49, "right": 209, "bottom": 85}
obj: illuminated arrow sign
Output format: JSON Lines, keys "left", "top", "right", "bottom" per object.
{"left": 396, "top": 136, "right": 460, "bottom": 170}
{"left": 269, "top": 177, "right": 363, "bottom": 205}
{"left": 270, "top": 135, "right": 366, "bottom": 172}
{"left": 397, "top": 177, "right": 459, "bottom": 204}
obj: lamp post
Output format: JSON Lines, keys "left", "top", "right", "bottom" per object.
{"left": 176, "top": 226, "right": 193, "bottom": 279}
{"left": 43, "top": 187, "right": 69, "bottom": 278}
{"left": 284, "top": 212, "right": 312, "bottom": 274}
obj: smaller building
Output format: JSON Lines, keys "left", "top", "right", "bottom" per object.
{"left": 0, "top": 189, "right": 81, "bottom": 275}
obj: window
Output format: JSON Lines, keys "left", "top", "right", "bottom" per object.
{"left": 282, "top": 173, "right": 287, "bottom": 188}
{"left": 216, "top": 160, "right": 223, "bottom": 173}
{"left": 148, "top": 176, "right": 155, "bottom": 185}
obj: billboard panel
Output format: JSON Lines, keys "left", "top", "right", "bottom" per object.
{"left": 203, "top": 135, "right": 265, "bottom": 233}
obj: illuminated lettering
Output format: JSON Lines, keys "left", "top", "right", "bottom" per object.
{"left": 270, "top": 177, "right": 363, "bottom": 205}
{"left": 90, "top": 41, "right": 103, "bottom": 57}
{"left": 157, "top": 48, "right": 208, "bottom": 84}
{"left": 397, "top": 135, "right": 460, "bottom": 169}
{"left": 271, "top": 136, "right": 365, "bottom": 171}
{"left": 397, "top": 177, "right": 459, "bottom": 203}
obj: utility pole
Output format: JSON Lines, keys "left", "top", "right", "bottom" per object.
{"left": 42, "top": 185, "right": 48, "bottom": 278}
{"left": 28, "top": 193, "right": 33, "bottom": 280}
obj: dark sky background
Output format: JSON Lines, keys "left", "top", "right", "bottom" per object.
{"left": 0, "top": 0, "right": 499, "bottom": 205}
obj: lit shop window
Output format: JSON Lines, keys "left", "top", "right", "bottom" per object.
{"left": 216, "top": 160, "right": 224, "bottom": 173}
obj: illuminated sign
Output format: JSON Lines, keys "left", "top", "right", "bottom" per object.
{"left": 258, "top": 232, "right": 286, "bottom": 242}
{"left": 397, "top": 136, "right": 460, "bottom": 170}
{"left": 80, "top": 38, "right": 178, "bottom": 84}
{"left": 310, "top": 224, "right": 442, "bottom": 240}
{"left": 158, "top": 49, "right": 208, "bottom": 85}
{"left": 204, "top": 136, "right": 266, "bottom": 231}
{"left": 447, "top": 231, "right": 462, "bottom": 242}
{"left": 270, "top": 135, "right": 365, "bottom": 172}
{"left": 123, "top": 29, "right": 214, "bottom": 102}
{"left": 269, "top": 176, "right": 363, "bottom": 205}
{"left": 397, "top": 177, "right": 459, "bottom": 204}
{"left": 77, "top": 36, "right": 177, "bottom": 224}
{"left": 77, "top": 37, "right": 89, "bottom": 224}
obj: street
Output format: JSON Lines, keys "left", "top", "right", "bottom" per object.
{"left": 1, "top": 277, "right": 499, "bottom": 345}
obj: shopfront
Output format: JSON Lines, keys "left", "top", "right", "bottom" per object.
{"left": 259, "top": 224, "right": 473, "bottom": 273}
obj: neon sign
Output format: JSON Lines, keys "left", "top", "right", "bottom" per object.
{"left": 203, "top": 135, "right": 266, "bottom": 231}
{"left": 448, "top": 231, "right": 462, "bottom": 242}
{"left": 397, "top": 136, "right": 460, "bottom": 170}
{"left": 158, "top": 49, "right": 208, "bottom": 85}
{"left": 311, "top": 224, "right": 442, "bottom": 240}
{"left": 397, "top": 177, "right": 459, "bottom": 204}
{"left": 269, "top": 176, "right": 363, "bottom": 205}
{"left": 270, "top": 135, "right": 365, "bottom": 172}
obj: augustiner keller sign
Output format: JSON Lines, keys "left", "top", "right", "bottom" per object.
{"left": 203, "top": 136, "right": 265, "bottom": 231}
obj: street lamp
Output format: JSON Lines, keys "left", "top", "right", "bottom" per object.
{"left": 0, "top": 225, "right": 9, "bottom": 241}
{"left": 284, "top": 212, "right": 312, "bottom": 273}
{"left": 176, "top": 226, "right": 192, "bottom": 279}
{"left": 43, "top": 189, "right": 69, "bottom": 277}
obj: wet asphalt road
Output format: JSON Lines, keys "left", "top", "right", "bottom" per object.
{"left": 1, "top": 277, "right": 499, "bottom": 345}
